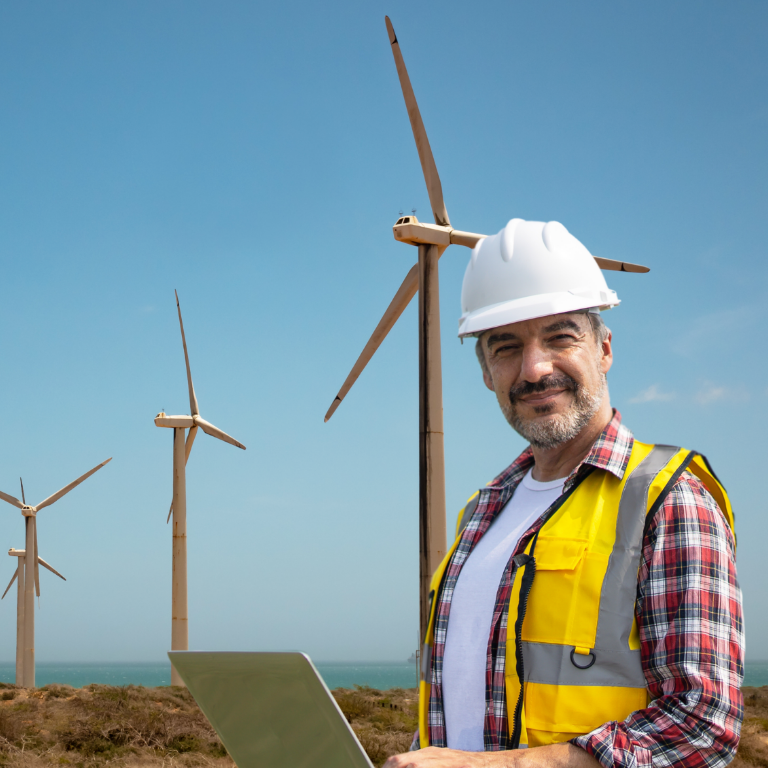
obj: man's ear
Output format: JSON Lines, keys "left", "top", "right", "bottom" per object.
{"left": 600, "top": 330, "right": 613, "bottom": 375}
{"left": 477, "top": 337, "right": 496, "bottom": 391}
{"left": 482, "top": 358, "right": 496, "bottom": 392}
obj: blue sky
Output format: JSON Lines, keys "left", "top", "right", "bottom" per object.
{"left": 0, "top": 0, "right": 765, "bottom": 663}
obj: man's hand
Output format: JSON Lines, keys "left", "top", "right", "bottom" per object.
{"left": 383, "top": 743, "right": 602, "bottom": 768}
{"left": 382, "top": 746, "right": 495, "bottom": 767}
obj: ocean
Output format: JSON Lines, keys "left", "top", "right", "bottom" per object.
{"left": 0, "top": 661, "right": 420, "bottom": 690}
{"left": 0, "top": 660, "right": 765, "bottom": 690}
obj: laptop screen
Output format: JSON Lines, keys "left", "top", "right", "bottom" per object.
{"left": 168, "top": 651, "right": 374, "bottom": 768}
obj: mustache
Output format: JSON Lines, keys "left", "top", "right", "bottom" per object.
{"left": 508, "top": 374, "right": 578, "bottom": 404}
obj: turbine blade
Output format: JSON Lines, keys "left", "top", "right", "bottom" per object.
{"left": 167, "top": 428, "right": 175, "bottom": 523}
{"left": 34, "top": 458, "right": 112, "bottom": 511}
{"left": 185, "top": 425, "right": 198, "bottom": 464}
{"left": 38, "top": 557, "right": 66, "bottom": 581}
{"left": 33, "top": 520, "right": 40, "bottom": 598}
{"left": 385, "top": 16, "right": 450, "bottom": 228}
{"left": 325, "top": 263, "right": 419, "bottom": 422}
{"left": 164, "top": 425, "right": 197, "bottom": 521}
{"left": 20, "top": 478, "right": 25, "bottom": 505}
{"left": 593, "top": 256, "right": 650, "bottom": 273}
{"left": 176, "top": 291, "right": 200, "bottom": 417}
{"left": 165, "top": 426, "right": 197, "bottom": 524}
{"left": 194, "top": 417, "right": 245, "bottom": 450}
{"left": 2, "top": 568, "right": 18, "bottom": 600}
{"left": 0, "top": 490, "right": 23, "bottom": 510}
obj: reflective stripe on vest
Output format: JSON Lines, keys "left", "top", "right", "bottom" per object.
{"left": 519, "top": 445, "right": 680, "bottom": 690}
{"left": 418, "top": 441, "right": 734, "bottom": 750}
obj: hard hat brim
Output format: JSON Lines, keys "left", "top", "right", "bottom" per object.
{"left": 458, "top": 290, "right": 619, "bottom": 338}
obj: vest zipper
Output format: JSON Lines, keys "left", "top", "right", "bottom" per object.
{"left": 509, "top": 544, "right": 538, "bottom": 750}
{"left": 507, "top": 468, "right": 595, "bottom": 749}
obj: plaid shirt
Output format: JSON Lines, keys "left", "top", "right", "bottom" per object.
{"left": 421, "top": 411, "right": 744, "bottom": 768}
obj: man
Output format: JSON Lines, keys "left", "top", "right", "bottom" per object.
{"left": 385, "top": 219, "right": 743, "bottom": 768}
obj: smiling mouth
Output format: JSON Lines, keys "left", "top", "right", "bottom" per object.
{"left": 518, "top": 389, "right": 568, "bottom": 406}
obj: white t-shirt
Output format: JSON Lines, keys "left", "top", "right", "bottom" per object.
{"left": 442, "top": 468, "right": 567, "bottom": 751}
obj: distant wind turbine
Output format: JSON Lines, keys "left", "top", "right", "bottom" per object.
{"left": 154, "top": 291, "right": 246, "bottom": 687}
{"left": 3, "top": 529, "right": 66, "bottom": 686}
{"left": 0, "top": 461, "right": 111, "bottom": 687}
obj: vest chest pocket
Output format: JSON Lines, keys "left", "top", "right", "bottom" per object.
{"left": 522, "top": 537, "right": 609, "bottom": 649}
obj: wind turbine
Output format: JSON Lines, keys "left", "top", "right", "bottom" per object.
{"left": 0, "top": 461, "right": 111, "bottom": 687}
{"left": 3, "top": 495, "right": 66, "bottom": 686}
{"left": 154, "top": 291, "right": 246, "bottom": 687}
{"left": 324, "top": 16, "right": 650, "bottom": 642}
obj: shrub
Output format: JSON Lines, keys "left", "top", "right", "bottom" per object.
{"left": 0, "top": 710, "right": 22, "bottom": 743}
{"left": 166, "top": 734, "right": 201, "bottom": 753}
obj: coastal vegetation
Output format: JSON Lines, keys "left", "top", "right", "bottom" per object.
{"left": 0, "top": 682, "right": 761, "bottom": 767}
{"left": 738, "top": 686, "right": 768, "bottom": 768}
{"left": 333, "top": 684, "right": 418, "bottom": 763}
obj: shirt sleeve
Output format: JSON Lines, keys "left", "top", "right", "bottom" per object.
{"left": 571, "top": 470, "right": 744, "bottom": 768}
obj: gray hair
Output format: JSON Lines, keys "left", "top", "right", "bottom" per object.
{"left": 587, "top": 311, "right": 609, "bottom": 346}
{"left": 475, "top": 311, "right": 609, "bottom": 376}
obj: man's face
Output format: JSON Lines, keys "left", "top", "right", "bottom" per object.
{"left": 479, "top": 313, "right": 613, "bottom": 450}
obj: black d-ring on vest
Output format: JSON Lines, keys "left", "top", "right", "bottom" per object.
{"left": 570, "top": 647, "right": 596, "bottom": 670}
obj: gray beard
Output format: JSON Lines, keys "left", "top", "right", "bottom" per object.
{"left": 502, "top": 374, "right": 606, "bottom": 450}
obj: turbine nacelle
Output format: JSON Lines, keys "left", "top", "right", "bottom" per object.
{"left": 155, "top": 413, "right": 194, "bottom": 428}
{"left": 20, "top": 506, "right": 35, "bottom": 518}
{"left": 393, "top": 215, "right": 485, "bottom": 249}
{"left": 392, "top": 216, "right": 648, "bottom": 272}
{"left": 154, "top": 412, "right": 245, "bottom": 450}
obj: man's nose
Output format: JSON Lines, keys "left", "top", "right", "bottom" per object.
{"left": 519, "top": 344, "right": 554, "bottom": 383}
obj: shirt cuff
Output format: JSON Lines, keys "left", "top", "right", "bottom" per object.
{"left": 572, "top": 727, "right": 653, "bottom": 768}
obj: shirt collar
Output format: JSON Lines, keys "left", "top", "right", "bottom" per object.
{"left": 491, "top": 409, "right": 634, "bottom": 490}
{"left": 574, "top": 409, "right": 633, "bottom": 481}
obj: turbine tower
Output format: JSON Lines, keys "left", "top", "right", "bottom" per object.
{"left": 0, "top": 461, "right": 111, "bottom": 687}
{"left": 154, "top": 291, "right": 246, "bottom": 687}
{"left": 325, "top": 16, "right": 650, "bottom": 643}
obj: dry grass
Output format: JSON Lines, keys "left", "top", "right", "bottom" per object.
{"left": 332, "top": 685, "right": 418, "bottom": 767}
{"left": 0, "top": 681, "right": 231, "bottom": 767}
{"left": 733, "top": 687, "right": 768, "bottom": 768}
{"left": 0, "top": 680, "right": 762, "bottom": 768}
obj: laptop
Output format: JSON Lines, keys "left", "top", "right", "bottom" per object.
{"left": 168, "top": 651, "right": 375, "bottom": 768}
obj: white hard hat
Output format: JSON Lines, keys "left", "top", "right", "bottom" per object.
{"left": 458, "top": 218, "right": 619, "bottom": 338}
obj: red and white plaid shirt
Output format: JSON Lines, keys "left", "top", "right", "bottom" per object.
{"left": 420, "top": 411, "right": 744, "bottom": 768}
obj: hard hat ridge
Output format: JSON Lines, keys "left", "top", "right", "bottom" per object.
{"left": 458, "top": 218, "right": 620, "bottom": 338}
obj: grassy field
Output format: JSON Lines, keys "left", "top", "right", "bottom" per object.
{"left": 0, "top": 682, "right": 762, "bottom": 767}
{"left": 735, "top": 687, "right": 768, "bottom": 768}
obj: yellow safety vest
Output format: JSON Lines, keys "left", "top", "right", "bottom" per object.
{"left": 418, "top": 441, "right": 734, "bottom": 750}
